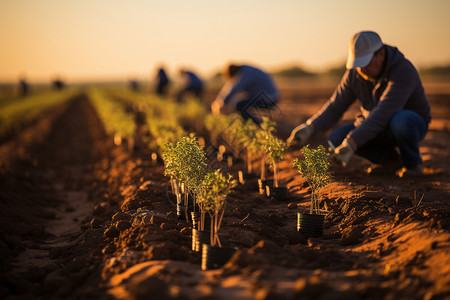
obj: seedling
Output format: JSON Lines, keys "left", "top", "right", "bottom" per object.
{"left": 205, "top": 114, "right": 235, "bottom": 147}
{"left": 259, "top": 120, "right": 286, "bottom": 188}
{"left": 293, "top": 145, "right": 332, "bottom": 214}
{"left": 162, "top": 135, "right": 209, "bottom": 220}
{"left": 255, "top": 117, "right": 277, "bottom": 181}
{"left": 234, "top": 118, "right": 259, "bottom": 174}
{"left": 198, "top": 169, "right": 237, "bottom": 247}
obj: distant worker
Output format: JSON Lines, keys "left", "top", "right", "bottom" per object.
{"left": 18, "top": 77, "right": 29, "bottom": 97}
{"left": 129, "top": 79, "right": 140, "bottom": 92}
{"left": 155, "top": 67, "right": 170, "bottom": 96}
{"left": 177, "top": 69, "right": 203, "bottom": 102}
{"left": 287, "top": 31, "right": 431, "bottom": 177}
{"left": 211, "top": 64, "right": 279, "bottom": 125}
{"left": 52, "top": 78, "right": 65, "bottom": 90}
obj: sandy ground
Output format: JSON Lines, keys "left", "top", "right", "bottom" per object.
{"left": 0, "top": 79, "right": 449, "bottom": 299}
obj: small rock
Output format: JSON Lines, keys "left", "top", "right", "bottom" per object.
{"left": 102, "top": 244, "right": 116, "bottom": 254}
{"left": 94, "top": 201, "right": 109, "bottom": 216}
{"left": 341, "top": 226, "right": 362, "bottom": 246}
{"left": 394, "top": 212, "right": 407, "bottom": 225}
{"left": 104, "top": 227, "right": 119, "bottom": 238}
{"left": 112, "top": 212, "right": 130, "bottom": 222}
{"left": 139, "top": 181, "right": 153, "bottom": 190}
{"left": 387, "top": 233, "right": 397, "bottom": 241}
{"left": 431, "top": 241, "right": 438, "bottom": 250}
{"left": 115, "top": 220, "right": 131, "bottom": 231}
{"left": 151, "top": 215, "right": 166, "bottom": 226}
{"left": 90, "top": 217, "right": 103, "bottom": 229}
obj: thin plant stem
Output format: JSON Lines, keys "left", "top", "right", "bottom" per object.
{"left": 261, "top": 157, "right": 266, "bottom": 181}
{"left": 217, "top": 202, "right": 226, "bottom": 233}
{"left": 247, "top": 148, "right": 252, "bottom": 174}
{"left": 274, "top": 163, "right": 279, "bottom": 188}
{"left": 200, "top": 211, "right": 204, "bottom": 231}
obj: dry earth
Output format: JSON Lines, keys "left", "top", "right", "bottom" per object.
{"left": 0, "top": 79, "right": 449, "bottom": 300}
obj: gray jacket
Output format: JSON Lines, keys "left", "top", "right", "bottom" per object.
{"left": 309, "top": 45, "right": 431, "bottom": 146}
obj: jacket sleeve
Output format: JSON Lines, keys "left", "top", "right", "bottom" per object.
{"left": 309, "top": 70, "right": 356, "bottom": 131}
{"left": 223, "top": 75, "right": 250, "bottom": 104}
{"left": 349, "top": 63, "right": 418, "bottom": 146}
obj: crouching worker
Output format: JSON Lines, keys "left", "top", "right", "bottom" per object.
{"left": 287, "top": 31, "right": 431, "bottom": 177}
{"left": 177, "top": 69, "right": 204, "bottom": 102}
{"left": 211, "top": 64, "right": 279, "bottom": 125}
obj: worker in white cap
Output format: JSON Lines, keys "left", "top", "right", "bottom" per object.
{"left": 287, "top": 31, "right": 431, "bottom": 177}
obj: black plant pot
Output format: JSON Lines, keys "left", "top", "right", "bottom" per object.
{"left": 192, "top": 229, "right": 210, "bottom": 252}
{"left": 191, "top": 212, "right": 211, "bottom": 231}
{"left": 238, "top": 171, "right": 258, "bottom": 185}
{"left": 266, "top": 186, "right": 289, "bottom": 201}
{"left": 201, "top": 244, "right": 237, "bottom": 270}
{"left": 258, "top": 179, "right": 273, "bottom": 195}
{"left": 297, "top": 213, "right": 325, "bottom": 238}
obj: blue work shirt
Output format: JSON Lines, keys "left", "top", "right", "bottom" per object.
{"left": 184, "top": 71, "right": 203, "bottom": 90}
{"left": 220, "top": 65, "right": 279, "bottom": 104}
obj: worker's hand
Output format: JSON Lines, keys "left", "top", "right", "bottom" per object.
{"left": 211, "top": 99, "right": 223, "bottom": 116}
{"left": 287, "top": 123, "right": 313, "bottom": 147}
{"left": 331, "top": 139, "right": 356, "bottom": 167}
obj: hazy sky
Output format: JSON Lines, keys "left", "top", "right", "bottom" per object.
{"left": 1, "top": 0, "right": 449, "bottom": 82}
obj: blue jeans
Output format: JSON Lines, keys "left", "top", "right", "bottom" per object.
{"left": 328, "top": 110, "right": 428, "bottom": 168}
{"left": 235, "top": 96, "right": 278, "bottom": 125}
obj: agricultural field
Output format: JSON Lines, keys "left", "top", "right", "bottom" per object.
{"left": 0, "top": 77, "right": 449, "bottom": 300}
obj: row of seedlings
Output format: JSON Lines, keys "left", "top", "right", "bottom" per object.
{"left": 204, "top": 113, "right": 332, "bottom": 237}
{"left": 0, "top": 88, "right": 79, "bottom": 137}
{"left": 87, "top": 88, "right": 136, "bottom": 150}
{"left": 162, "top": 135, "right": 237, "bottom": 270}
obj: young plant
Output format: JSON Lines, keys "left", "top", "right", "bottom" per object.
{"left": 255, "top": 117, "right": 277, "bottom": 180}
{"left": 204, "top": 114, "right": 234, "bottom": 147}
{"left": 234, "top": 118, "right": 259, "bottom": 174}
{"left": 199, "top": 169, "right": 237, "bottom": 247}
{"left": 264, "top": 133, "right": 286, "bottom": 188}
{"left": 162, "top": 135, "right": 209, "bottom": 220}
{"left": 292, "top": 145, "right": 332, "bottom": 214}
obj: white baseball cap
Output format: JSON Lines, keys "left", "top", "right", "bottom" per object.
{"left": 346, "top": 31, "right": 383, "bottom": 69}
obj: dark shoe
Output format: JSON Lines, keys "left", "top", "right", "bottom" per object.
{"left": 397, "top": 165, "right": 424, "bottom": 178}
{"left": 366, "top": 161, "right": 402, "bottom": 175}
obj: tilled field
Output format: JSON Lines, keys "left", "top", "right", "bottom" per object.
{"left": 0, "top": 86, "right": 449, "bottom": 300}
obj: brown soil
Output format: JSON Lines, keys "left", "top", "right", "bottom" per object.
{"left": 0, "top": 81, "right": 449, "bottom": 300}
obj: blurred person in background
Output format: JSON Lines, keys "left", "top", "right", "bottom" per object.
{"left": 176, "top": 69, "right": 203, "bottom": 102}
{"left": 155, "top": 67, "right": 170, "bottom": 97}
{"left": 129, "top": 79, "right": 140, "bottom": 92}
{"left": 211, "top": 64, "right": 279, "bottom": 125}
{"left": 52, "top": 77, "right": 65, "bottom": 91}
{"left": 287, "top": 31, "right": 431, "bottom": 177}
{"left": 18, "top": 76, "right": 29, "bottom": 97}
